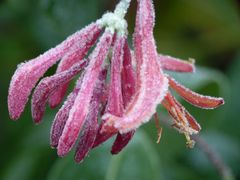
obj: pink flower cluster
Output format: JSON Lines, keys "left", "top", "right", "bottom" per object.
{"left": 8, "top": 0, "right": 224, "bottom": 163}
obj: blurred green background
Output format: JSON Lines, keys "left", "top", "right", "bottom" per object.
{"left": 0, "top": 0, "right": 240, "bottom": 180}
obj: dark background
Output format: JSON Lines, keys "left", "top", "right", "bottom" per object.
{"left": 0, "top": 0, "right": 240, "bottom": 179}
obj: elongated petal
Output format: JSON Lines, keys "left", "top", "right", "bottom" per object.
{"left": 111, "top": 40, "right": 136, "bottom": 154}
{"left": 50, "top": 78, "right": 83, "bottom": 148}
{"left": 121, "top": 39, "right": 136, "bottom": 106}
{"left": 93, "top": 35, "right": 126, "bottom": 148}
{"left": 74, "top": 69, "right": 107, "bottom": 163}
{"left": 131, "top": 51, "right": 195, "bottom": 73}
{"left": 159, "top": 55, "right": 195, "bottom": 73}
{"left": 91, "top": 87, "right": 110, "bottom": 149}
{"left": 57, "top": 30, "right": 113, "bottom": 156}
{"left": 49, "top": 27, "right": 102, "bottom": 108}
{"left": 168, "top": 76, "right": 224, "bottom": 109}
{"left": 105, "top": 35, "right": 125, "bottom": 116}
{"left": 74, "top": 111, "right": 99, "bottom": 163}
{"left": 102, "top": 0, "right": 168, "bottom": 133}
{"left": 31, "top": 60, "right": 87, "bottom": 123}
{"left": 93, "top": 37, "right": 137, "bottom": 151}
{"left": 162, "top": 92, "right": 201, "bottom": 133}
{"left": 8, "top": 23, "right": 101, "bottom": 120}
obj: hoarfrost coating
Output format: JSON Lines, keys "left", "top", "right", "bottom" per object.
{"left": 8, "top": 0, "right": 224, "bottom": 163}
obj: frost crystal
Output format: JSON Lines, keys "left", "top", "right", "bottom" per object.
{"left": 8, "top": 0, "right": 224, "bottom": 163}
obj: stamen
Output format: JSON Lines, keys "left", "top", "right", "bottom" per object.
{"left": 185, "top": 133, "right": 195, "bottom": 149}
{"left": 154, "top": 113, "right": 163, "bottom": 144}
{"left": 162, "top": 92, "right": 200, "bottom": 146}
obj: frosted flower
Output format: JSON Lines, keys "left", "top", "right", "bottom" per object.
{"left": 8, "top": 0, "right": 224, "bottom": 163}
{"left": 97, "top": 0, "right": 224, "bottom": 148}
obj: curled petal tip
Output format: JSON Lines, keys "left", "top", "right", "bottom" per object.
{"left": 218, "top": 98, "right": 225, "bottom": 105}
{"left": 163, "top": 92, "right": 201, "bottom": 134}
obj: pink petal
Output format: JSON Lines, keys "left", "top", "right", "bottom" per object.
{"left": 31, "top": 60, "right": 87, "bottom": 124}
{"left": 159, "top": 55, "right": 195, "bottom": 73}
{"left": 168, "top": 76, "right": 224, "bottom": 109}
{"left": 111, "top": 40, "right": 136, "bottom": 154}
{"left": 93, "top": 35, "right": 126, "bottom": 148}
{"left": 74, "top": 113, "right": 99, "bottom": 163}
{"left": 105, "top": 35, "right": 125, "bottom": 116}
{"left": 91, "top": 85, "right": 110, "bottom": 149}
{"left": 57, "top": 30, "right": 113, "bottom": 157}
{"left": 50, "top": 78, "right": 82, "bottom": 148}
{"left": 102, "top": 0, "right": 168, "bottom": 133}
{"left": 92, "top": 40, "right": 137, "bottom": 151}
{"left": 49, "top": 26, "right": 102, "bottom": 108}
{"left": 121, "top": 39, "right": 136, "bottom": 106}
{"left": 74, "top": 69, "right": 107, "bottom": 163}
{"left": 131, "top": 51, "right": 195, "bottom": 73}
{"left": 111, "top": 131, "right": 135, "bottom": 154}
{"left": 162, "top": 92, "right": 201, "bottom": 132}
{"left": 8, "top": 23, "right": 101, "bottom": 120}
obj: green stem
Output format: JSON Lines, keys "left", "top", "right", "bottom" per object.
{"left": 114, "top": 0, "right": 131, "bottom": 19}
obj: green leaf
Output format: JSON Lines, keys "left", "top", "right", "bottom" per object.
{"left": 46, "top": 131, "right": 162, "bottom": 180}
{"left": 0, "top": 115, "right": 56, "bottom": 180}
{"left": 106, "top": 131, "right": 162, "bottom": 180}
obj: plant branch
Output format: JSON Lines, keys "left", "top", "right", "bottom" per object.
{"left": 160, "top": 115, "right": 234, "bottom": 180}
{"left": 191, "top": 135, "right": 234, "bottom": 180}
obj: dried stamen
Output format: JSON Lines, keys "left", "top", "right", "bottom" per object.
{"left": 154, "top": 113, "right": 163, "bottom": 144}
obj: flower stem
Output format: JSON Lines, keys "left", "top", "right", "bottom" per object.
{"left": 114, "top": 0, "right": 132, "bottom": 19}
{"left": 97, "top": 0, "right": 131, "bottom": 35}
{"left": 191, "top": 135, "right": 235, "bottom": 180}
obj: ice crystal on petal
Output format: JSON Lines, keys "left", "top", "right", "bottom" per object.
{"left": 49, "top": 26, "right": 102, "bottom": 108}
{"left": 8, "top": 23, "right": 101, "bottom": 120}
{"left": 8, "top": 0, "right": 225, "bottom": 162}
{"left": 168, "top": 76, "right": 224, "bottom": 109}
{"left": 74, "top": 68, "right": 107, "bottom": 163}
{"left": 50, "top": 77, "right": 83, "bottom": 148}
{"left": 57, "top": 30, "right": 113, "bottom": 156}
{"left": 32, "top": 60, "right": 87, "bottom": 123}
{"left": 105, "top": 35, "right": 125, "bottom": 117}
{"left": 102, "top": 0, "right": 168, "bottom": 133}
{"left": 159, "top": 55, "right": 195, "bottom": 73}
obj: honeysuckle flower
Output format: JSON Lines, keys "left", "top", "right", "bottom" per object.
{"left": 8, "top": 0, "right": 224, "bottom": 163}
{"left": 98, "top": 0, "right": 224, "bottom": 147}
